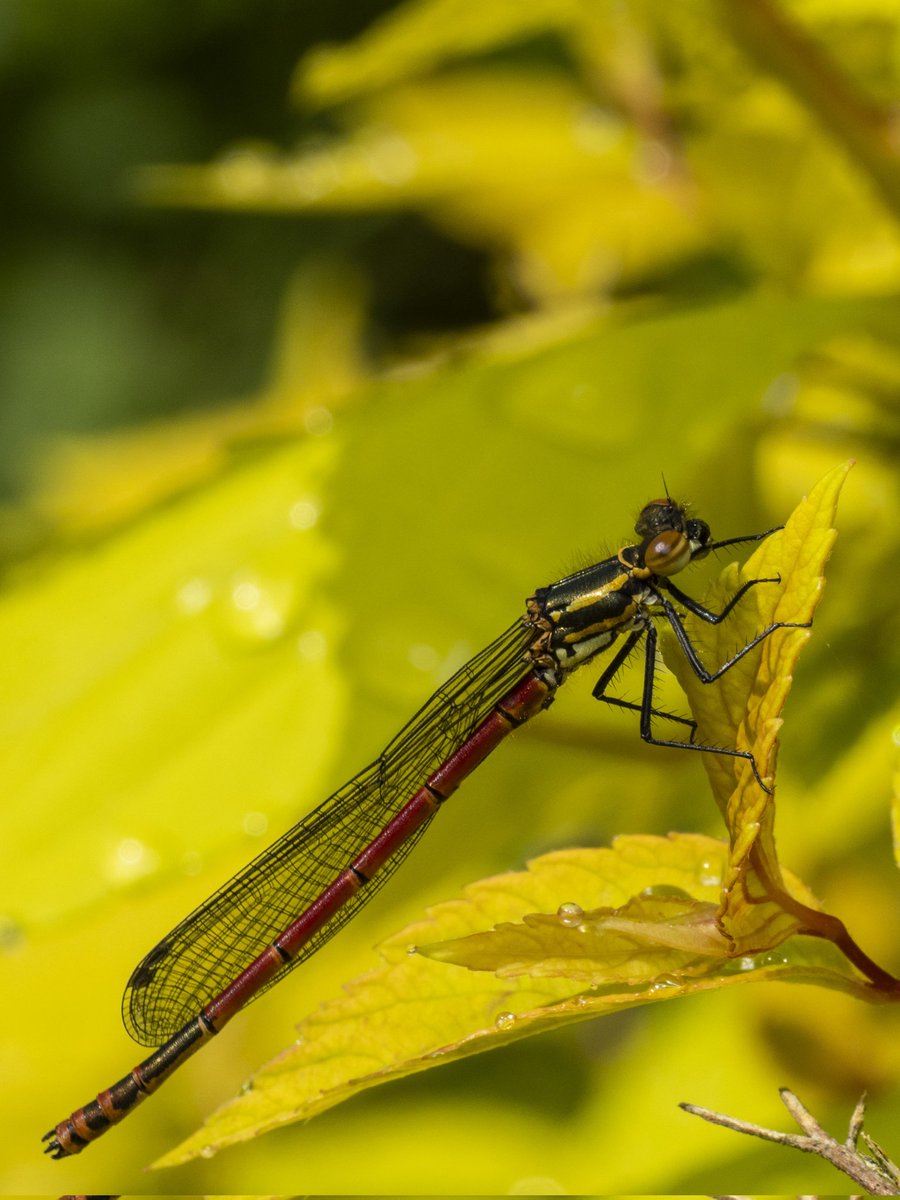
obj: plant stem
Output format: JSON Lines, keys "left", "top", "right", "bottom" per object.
{"left": 717, "top": 0, "right": 900, "bottom": 218}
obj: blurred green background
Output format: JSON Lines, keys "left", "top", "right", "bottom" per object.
{"left": 2, "top": 0, "right": 899, "bottom": 1193}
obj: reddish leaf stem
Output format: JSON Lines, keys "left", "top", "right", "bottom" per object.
{"left": 748, "top": 844, "right": 900, "bottom": 995}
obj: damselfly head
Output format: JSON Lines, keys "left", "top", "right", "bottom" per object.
{"left": 634, "top": 497, "right": 688, "bottom": 538}
{"left": 635, "top": 499, "right": 712, "bottom": 577}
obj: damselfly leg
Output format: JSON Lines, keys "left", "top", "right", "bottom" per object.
{"left": 592, "top": 569, "right": 811, "bottom": 791}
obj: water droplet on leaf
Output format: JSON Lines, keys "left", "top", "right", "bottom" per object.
{"left": 288, "top": 497, "right": 320, "bottom": 530}
{"left": 557, "top": 901, "right": 584, "bottom": 927}
{"left": 0, "top": 914, "right": 25, "bottom": 952}
{"left": 218, "top": 570, "right": 299, "bottom": 646}
{"left": 641, "top": 884, "right": 692, "bottom": 899}
{"left": 297, "top": 629, "right": 327, "bottom": 662}
{"left": 174, "top": 576, "right": 213, "bottom": 616}
{"left": 242, "top": 810, "right": 269, "bottom": 838}
{"left": 107, "top": 837, "right": 159, "bottom": 884}
{"left": 697, "top": 860, "right": 722, "bottom": 888}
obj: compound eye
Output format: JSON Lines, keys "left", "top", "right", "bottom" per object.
{"left": 686, "top": 518, "right": 711, "bottom": 552}
{"left": 644, "top": 530, "right": 691, "bottom": 576}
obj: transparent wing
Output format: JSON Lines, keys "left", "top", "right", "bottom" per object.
{"left": 123, "top": 619, "right": 534, "bottom": 1045}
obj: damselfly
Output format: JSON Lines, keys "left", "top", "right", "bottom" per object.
{"left": 44, "top": 496, "right": 806, "bottom": 1157}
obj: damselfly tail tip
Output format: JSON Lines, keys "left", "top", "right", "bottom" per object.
{"left": 41, "top": 1127, "right": 67, "bottom": 1159}
{"left": 40, "top": 1128, "right": 75, "bottom": 1156}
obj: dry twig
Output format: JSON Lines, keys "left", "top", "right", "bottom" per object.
{"left": 680, "top": 1088, "right": 899, "bottom": 1195}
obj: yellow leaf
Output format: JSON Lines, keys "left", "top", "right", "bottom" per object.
{"left": 662, "top": 462, "right": 852, "bottom": 952}
{"left": 155, "top": 833, "right": 865, "bottom": 1166}
{"left": 424, "top": 890, "right": 729, "bottom": 980}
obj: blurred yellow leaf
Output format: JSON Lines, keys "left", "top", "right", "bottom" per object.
{"left": 32, "top": 260, "right": 367, "bottom": 537}
{"left": 295, "top": 0, "right": 587, "bottom": 106}
{"left": 137, "top": 2, "right": 900, "bottom": 306}
{"left": 139, "top": 67, "right": 702, "bottom": 302}
{"left": 1, "top": 435, "right": 344, "bottom": 928}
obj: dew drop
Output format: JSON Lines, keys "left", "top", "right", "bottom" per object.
{"left": 495, "top": 1011, "right": 516, "bottom": 1030}
{"left": 697, "top": 860, "right": 722, "bottom": 888}
{"left": 242, "top": 810, "right": 269, "bottom": 838}
{"left": 221, "top": 570, "right": 298, "bottom": 645}
{"left": 180, "top": 849, "right": 203, "bottom": 877}
{"left": 408, "top": 642, "right": 440, "bottom": 673}
{"left": 118, "top": 837, "right": 143, "bottom": 864}
{"left": 304, "top": 405, "right": 333, "bottom": 437}
{"left": 721, "top": 955, "right": 756, "bottom": 975}
{"left": 0, "top": 914, "right": 25, "bottom": 952}
{"left": 200, "top": 1144, "right": 217, "bottom": 1159}
{"left": 557, "top": 901, "right": 584, "bottom": 927}
{"left": 648, "top": 976, "right": 680, "bottom": 996}
{"left": 641, "top": 884, "right": 692, "bottom": 900}
{"left": 297, "top": 628, "right": 327, "bottom": 663}
{"left": 239, "top": 1079, "right": 254, "bottom": 1095}
{"left": 174, "top": 576, "right": 213, "bottom": 616}
{"left": 107, "top": 837, "right": 159, "bottom": 884}
{"left": 756, "top": 950, "right": 789, "bottom": 968}
{"left": 288, "top": 497, "right": 320, "bottom": 531}
{"left": 233, "top": 581, "right": 260, "bottom": 610}
{"left": 406, "top": 944, "right": 419, "bottom": 956}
